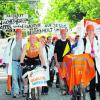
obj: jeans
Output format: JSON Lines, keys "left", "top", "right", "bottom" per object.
{"left": 12, "top": 61, "right": 23, "bottom": 95}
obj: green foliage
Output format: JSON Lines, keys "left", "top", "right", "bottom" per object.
{"left": 0, "top": 0, "right": 40, "bottom": 23}
{"left": 44, "top": 0, "right": 100, "bottom": 28}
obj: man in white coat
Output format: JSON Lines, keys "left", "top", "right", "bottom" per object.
{"left": 76, "top": 24, "right": 100, "bottom": 100}
{"left": 4, "top": 28, "right": 23, "bottom": 98}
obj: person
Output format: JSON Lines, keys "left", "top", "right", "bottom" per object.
{"left": 20, "top": 35, "right": 49, "bottom": 97}
{"left": 52, "top": 36, "right": 58, "bottom": 45}
{"left": 39, "top": 36, "right": 50, "bottom": 95}
{"left": 20, "top": 34, "right": 42, "bottom": 98}
{"left": 4, "top": 28, "right": 23, "bottom": 98}
{"left": 46, "top": 36, "right": 55, "bottom": 87}
{"left": 52, "top": 36, "right": 60, "bottom": 88}
{"left": 54, "top": 28, "right": 71, "bottom": 95}
{"left": 76, "top": 24, "right": 100, "bottom": 100}
{"left": 71, "top": 35, "right": 80, "bottom": 54}
{"left": 0, "top": 30, "right": 5, "bottom": 38}
{"left": 3, "top": 38, "right": 14, "bottom": 95}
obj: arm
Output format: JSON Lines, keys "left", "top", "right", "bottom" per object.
{"left": 20, "top": 44, "right": 27, "bottom": 63}
{"left": 67, "top": 39, "right": 72, "bottom": 54}
{"left": 75, "top": 38, "right": 84, "bottom": 54}
{"left": 54, "top": 41, "right": 60, "bottom": 67}
{"left": 54, "top": 53, "right": 58, "bottom": 64}
{"left": 39, "top": 43, "right": 46, "bottom": 66}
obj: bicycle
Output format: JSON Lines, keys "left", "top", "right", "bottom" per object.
{"left": 22, "top": 65, "right": 47, "bottom": 100}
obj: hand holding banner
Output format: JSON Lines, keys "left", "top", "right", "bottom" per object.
{"left": 28, "top": 67, "right": 47, "bottom": 88}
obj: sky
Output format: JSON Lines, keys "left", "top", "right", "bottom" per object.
{"left": 39, "top": 0, "right": 50, "bottom": 22}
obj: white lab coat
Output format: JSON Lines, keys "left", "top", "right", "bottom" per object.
{"left": 3, "top": 37, "right": 27, "bottom": 75}
{"left": 47, "top": 43, "right": 54, "bottom": 62}
{"left": 42, "top": 46, "right": 50, "bottom": 81}
{"left": 75, "top": 36, "right": 100, "bottom": 75}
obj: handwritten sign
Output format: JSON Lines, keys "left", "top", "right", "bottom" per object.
{"left": 0, "top": 15, "right": 69, "bottom": 33}
{"left": 28, "top": 67, "right": 47, "bottom": 88}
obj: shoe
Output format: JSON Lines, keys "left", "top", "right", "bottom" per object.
{"left": 44, "top": 92, "right": 48, "bottom": 95}
{"left": 5, "top": 90, "right": 11, "bottom": 95}
{"left": 68, "top": 90, "right": 73, "bottom": 95}
{"left": 85, "top": 88, "right": 90, "bottom": 92}
{"left": 99, "top": 92, "right": 100, "bottom": 97}
{"left": 61, "top": 91, "right": 67, "bottom": 95}
{"left": 13, "top": 94, "right": 19, "bottom": 98}
{"left": 27, "top": 98, "right": 32, "bottom": 100}
{"left": 26, "top": 96, "right": 32, "bottom": 100}
{"left": 56, "top": 84, "right": 60, "bottom": 88}
{"left": 41, "top": 92, "right": 44, "bottom": 95}
{"left": 23, "top": 93, "right": 27, "bottom": 97}
{"left": 48, "top": 83, "right": 52, "bottom": 87}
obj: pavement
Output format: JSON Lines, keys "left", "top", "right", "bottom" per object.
{"left": 0, "top": 68, "right": 100, "bottom": 100}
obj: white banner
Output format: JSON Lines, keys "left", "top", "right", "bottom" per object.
{"left": 4, "top": 14, "right": 28, "bottom": 20}
{"left": 0, "top": 14, "right": 69, "bottom": 33}
{"left": 29, "top": 23, "right": 69, "bottom": 34}
{"left": 0, "top": 14, "right": 28, "bottom": 32}
{"left": 28, "top": 67, "right": 47, "bottom": 88}
{"left": 0, "top": 23, "right": 69, "bottom": 33}
{"left": 73, "top": 19, "right": 100, "bottom": 37}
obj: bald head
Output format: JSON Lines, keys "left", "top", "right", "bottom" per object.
{"left": 60, "top": 28, "right": 67, "bottom": 40}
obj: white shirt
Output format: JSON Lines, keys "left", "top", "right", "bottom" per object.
{"left": 47, "top": 43, "right": 54, "bottom": 62}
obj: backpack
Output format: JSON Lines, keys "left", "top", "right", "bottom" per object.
{"left": 83, "top": 36, "right": 98, "bottom": 53}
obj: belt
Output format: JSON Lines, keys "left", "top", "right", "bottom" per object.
{"left": 12, "top": 60, "right": 20, "bottom": 62}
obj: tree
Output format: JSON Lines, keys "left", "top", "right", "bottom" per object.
{"left": 0, "top": 0, "right": 40, "bottom": 23}
{"left": 0, "top": 0, "right": 42, "bottom": 37}
{"left": 44, "top": 0, "right": 100, "bottom": 27}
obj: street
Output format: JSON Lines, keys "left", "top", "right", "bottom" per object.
{"left": 0, "top": 68, "right": 100, "bottom": 100}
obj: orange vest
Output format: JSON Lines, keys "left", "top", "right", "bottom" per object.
{"left": 26, "top": 42, "right": 39, "bottom": 58}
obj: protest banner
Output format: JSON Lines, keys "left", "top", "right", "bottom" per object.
{"left": 0, "top": 14, "right": 69, "bottom": 33}
{"left": 84, "top": 19, "right": 100, "bottom": 36}
{"left": 28, "top": 67, "right": 47, "bottom": 88}
{"left": 0, "top": 14, "right": 28, "bottom": 32}
{"left": 72, "top": 19, "right": 100, "bottom": 37}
